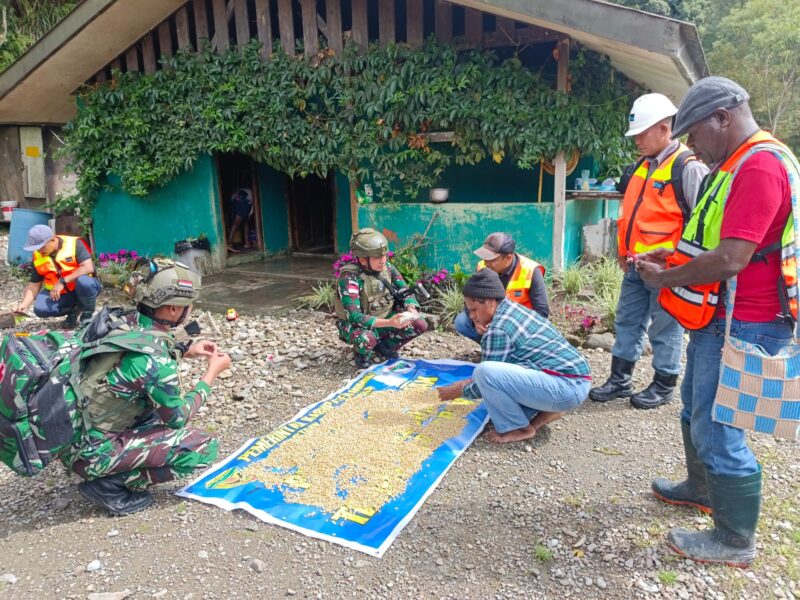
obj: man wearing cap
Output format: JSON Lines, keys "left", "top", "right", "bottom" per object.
{"left": 636, "top": 77, "right": 798, "bottom": 567}
{"left": 14, "top": 225, "right": 101, "bottom": 329}
{"left": 439, "top": 270, "right": 590, "bottom": 443}
{"left": 590, "top": 93, "right": 708, "bottom": 410}
{"left": 454, "top": 232, "right": 549, "bottom": 343}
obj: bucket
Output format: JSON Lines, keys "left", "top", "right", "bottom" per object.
{"left": 1, "top": 201, "right": 18, "bottom": 223}
{"left": 7, "top": 208, "right": 53, "bottom": 265}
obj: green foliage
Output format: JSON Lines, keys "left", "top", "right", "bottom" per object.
{"left": 532, "top": 545, "right": 554, "bottom": 562}
{"left": 390, "top": 234, "right": 430, "bottom": 285}
{"left": 657, "top": 570, "right": 678, "bottom": 586}
{"left": 0, "top": 1, "right": 77, "bottom": 72}
{"left": 95, "top": 261, "right": 135, "bottom": 289}
{"left": 559, "top": 261, "right": 589, "bottom": 297}
{"left": 60, "top": 39, "right": 637, "bottom": 229}
{"left": 588, "top": 256, "right": 623, "bottom": 299}
{"left": 433, "top": 284, "right": 465, "bottom": 326}
{"left": 298, "top": 281, "right": 337, "bottom": 312}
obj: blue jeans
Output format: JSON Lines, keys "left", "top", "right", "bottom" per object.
{"left": 472, "top": 361, "right": 591, "bottom": 432}
{"left": 682, "top": 317, "right": 792, "bottom": 477}
{"left": 611, "top": 268, "right": 684, "bottom": 375}
{"left": 455, "top": 310, "right": 482, "bottom": 343}
{"left": 33, "top": 276, "right": 102, "bottom": 318}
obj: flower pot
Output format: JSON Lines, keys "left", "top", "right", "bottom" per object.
{"left": 429, "top": 188, "right": 449, "bottom": 203}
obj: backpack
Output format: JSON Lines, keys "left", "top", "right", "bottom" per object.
{"left": 0, "top": 307, "right": 172, "bottom": 477}
{"left": 617, "top": 151, "right": 697, "bottom": 221}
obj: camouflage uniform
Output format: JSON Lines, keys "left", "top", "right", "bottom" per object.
{"left": 60, "top": 313, "right": 217, "bottom": 488}
{"left": 334, "top": 262, "right": 427, "bottom": 360}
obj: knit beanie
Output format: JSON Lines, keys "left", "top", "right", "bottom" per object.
{"left": 462, "top": 269, "right": 506, "bottom": 300}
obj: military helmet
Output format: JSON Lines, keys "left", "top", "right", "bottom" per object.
{"left": 124, "top": 258, "right": 201, "bottom": 308}
{"left": 350, "top": 228, "right": 389, "bottom": 258}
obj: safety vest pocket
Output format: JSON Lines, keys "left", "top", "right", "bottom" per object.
{"left": 632, "top": 220, "right": 681, "bottom": 255}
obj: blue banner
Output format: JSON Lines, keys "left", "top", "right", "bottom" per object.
{"left": 178, "top": 359, "right": 487, "bottom": 557}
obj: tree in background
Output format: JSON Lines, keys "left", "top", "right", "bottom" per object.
{"left": 0, "top": 0, "right": 77, "bottom": 72}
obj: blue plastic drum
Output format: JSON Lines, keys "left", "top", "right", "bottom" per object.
{"left": 7, "top": 208, "right": 53, "bottom": 265}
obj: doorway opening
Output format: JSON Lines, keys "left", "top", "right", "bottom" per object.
{"left": 217, "top": 153, "right": 263, "bottom": 258}
{"left": 287, "top": 173, "right": 335, "bottom": 254}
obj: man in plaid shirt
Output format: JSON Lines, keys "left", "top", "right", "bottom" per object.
{"left": 438, "top": 270, "right": 591, "bottom": 443}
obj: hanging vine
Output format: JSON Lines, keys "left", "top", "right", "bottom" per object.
{"left": 59, "top": 38, "right": 638, "bottom": 227}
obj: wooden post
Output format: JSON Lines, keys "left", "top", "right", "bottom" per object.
{"left": 158, "top": 21, "right": 173, "bottom": 60}
{"left": 300, "top": 0, "right": 318, "bottom": 56}
{"left": 125, "top": 45, "right": 140, "bottom": 73}
{"left": 277, "top": 0, "right": 295, "bottom": 55}
{"left": 234, "top": 0, "right": 250, "bottom": 49}
{"left": 211, "top": 0, "right": 230, "bottom": 50}
{"left": 551, "top": 37, "right": 570, "bottom": 273}
{"left": 176, "top": 7, "right": 192, "bottom": 50}
{"left": 464, "top": 8, "right": 482, "bottom": 45}
{"left": 194, "top": 0, "right": 210, "bottom": 43}
{"left": 379, "top": 0, "right": 395, "bottom": 47}
{"left": 142, "top": 33, "right": 157, "bottom": 73}
{"left": 255, "top": 0, "right": 273, "bottom": 59}
{"left": 349, "top": 180, "right": 359, "bottom": 233}
{"left": 325, "top": 0, "right": 342, "bottom": 56}
{"left": 351, "top": 0, "right": 368, "bottom": 52}
{"left": 435, "top": 1, "right": 452, "bottom": 42}
{"left": 406, "top": 0, "right": 423, "bottom": 48}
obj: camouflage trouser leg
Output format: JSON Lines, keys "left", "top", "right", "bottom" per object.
{"left": 375, "top": 317, "right": 428, "bottom": 353}
{"left": 337, "top": 320, "right": 379, "bottom": 359}
{"left": 70, "top": 424, "right": 218, "bottom": 489}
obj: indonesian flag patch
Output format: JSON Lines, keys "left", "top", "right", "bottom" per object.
{"left": 177, "top": 279, "right": 194, "bottom": 289}
{"left": 347, "top": 280, "right": 360, "bottom": 295}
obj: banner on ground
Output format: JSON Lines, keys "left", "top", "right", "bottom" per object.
{"left": 178, "top": 358, "right": 487, "bottom": 557}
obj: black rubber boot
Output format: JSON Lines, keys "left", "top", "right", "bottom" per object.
{"left": 630, "top": 371, "right": 678, "bottom": 409}
{"left": 374, "top": 340, "right": 399, "bottom": 359}
{"left": 354, "top": 353, "right": 372, "bottom": 369}
{"left": 652, "top": 420, "right": 711, "bottom": 514}
{"left": 78, "top": 473, "right": 154, "bottom": 516}
{"left": 61, "top": 307, "right": 79, "bottom": 330}
{"left": 666, "top": 468, "right": 761, "bottom": 568}
{"left": 77, "top": 294, "right": 97, "bottom": 326}
{"left": 589, "top": 356, "right": 635, "bottom": 402}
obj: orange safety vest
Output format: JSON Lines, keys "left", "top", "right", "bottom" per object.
{"left": 477, "top": 254, "right": 545, "bottom": 310}
{"left": 617, "top": 143, "right": 696, "bottom": 257}
{"left": 658, "top": 131, "right": 798, "bottom": 329}
{"left": 32, "top": 235, "right": 90, "bottom": 293}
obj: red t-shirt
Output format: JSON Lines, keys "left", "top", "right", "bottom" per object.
{"left": 718, "top": 152, "right": 792, "bottom": 322}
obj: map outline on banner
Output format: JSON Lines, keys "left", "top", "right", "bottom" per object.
{"left": 177, "top": 358, "right": 487, "bottom": 557}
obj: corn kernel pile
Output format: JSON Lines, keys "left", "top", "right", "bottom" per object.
{"left": 244, "top": 386, "right": 476, "bottom": 515}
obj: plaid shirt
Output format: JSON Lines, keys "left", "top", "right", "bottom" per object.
{"left": 463, "top": 299, "right": 591, "bottom": 399}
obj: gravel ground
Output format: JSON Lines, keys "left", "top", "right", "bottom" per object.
{"left": 0, "top": 231, "right": 798, "bottom": 600}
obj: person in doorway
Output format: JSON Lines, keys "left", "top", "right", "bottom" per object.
{"left": 333, "top": 228, "right": 428, "bottom": 369}
{"left": 14, "top": 224, "right": 101, "bottom": 329}
{"left": 636, "top": 77, "right": 797, "bottom": 568}
{"left": 227, "top": 187, "right": 254, "bottom": 252}
{"left": 589, "top": 93, "right": 709, "bottom": 409}
{"left": 454, "top": 232, "right": 549, "bottom": 343}
{"left": 65, "top": 259, "right": 230, "bottom": 516}
{"left": 438, "top": 270, "right": 591, "bottom": 443}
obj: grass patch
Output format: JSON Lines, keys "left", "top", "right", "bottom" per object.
{"left": 658, "top": 570, "right": 678, "bottom": 586}
{"left": 174, "top": 501, "right": 188, "bottom": 514}
{"left": 533, "top": 545, "right": 554, "bottom": 562}
{"left": 298, "top": 281, "right": 337, "bottom": 312}
{"left": 564, "top": 494, "right": 584, "bottom": 508}
{"left": 588, "top": 256, "right": 623, "bottom": 298}
{"left": 560, "top": 262, "right": 590, "bottom": 297}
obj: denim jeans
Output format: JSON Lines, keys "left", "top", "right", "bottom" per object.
{"left": 454, "top": 309, "right": 482, "bottom": 343}
{"left": 33, "top": 275, "right": 102, "bottom": 318}
{"left": 682, "top": 317, "right": 792, "bottom": 477}
{"left": 471, "top": 361, "right": 590, "bottom": 432}
{"left": 611, "top": 268, "right": 684, "bottom": 375}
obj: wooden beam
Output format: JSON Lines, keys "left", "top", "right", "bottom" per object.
{"left": 125, "top": 46, "right": 140, "bottom": 73}
{"left": 255, "top": 0, "right": 273, "bottom": 58}
{"left": 176, "top": 7, "right": 192, "bottom": 50}
{"left": 300, "top": 0, "right": 318, "bottom": 56}
{"left": 435, "top": 1, "right": 452, "bottom": 43}
{"left": 419, "top": 131, "right": 455, "bottom": 142}
{"left": 464, "top": 8, "right": 482, "bottom": 45}
{"left": 452, "top": 27, "right": 564, "bottom": 50}
{"left": 325, "top": 0, "right": 342, "bottom": 56}
{"left": 379, "top": 0, "right": 395, "bottom": 47}
{"left": 349, "top": 181, "right": 359, "bottom": 233}
{"left": 406, "top": 0, "right": 423, "bottom": 48}
{"left": 277, "top": 0, "right": 295, "bottom": 55}
{"left": 158, "top": 21, "right": 173, "bottom": 59}
{"left": 234, "top": 0, "right": 250, "bottom": 48}
{"left": 142, "top": 32, "right": 157, "bottom": 73}
{"left": 351, "top": 0, "right": 368, "bottom": 51}
{"left": 211, "top": 0, "right": 230, "bottom": 50}
{"left": 551, "top": 37, "right": 570, "bottom": 273}
{"left": 194, "top": 0, "right": 210, "bottom": 43}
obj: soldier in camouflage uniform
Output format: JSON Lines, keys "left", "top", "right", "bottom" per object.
{"left": 333, "top": 228, "right": 428, "bottom": 368}
{"left": 64, "top": 260, "right": 231, "bottom": 516}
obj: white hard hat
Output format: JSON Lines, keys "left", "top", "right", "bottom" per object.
{"left": 625, "top": 93, "right": 678, "bottom": 137}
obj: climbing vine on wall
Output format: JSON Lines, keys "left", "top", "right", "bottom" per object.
{"left": 60, "top": 39, "right": 638, "bottom": 226}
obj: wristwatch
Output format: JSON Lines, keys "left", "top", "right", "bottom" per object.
{"left": 59, "top": 277, "right": 67, "bottom": 286}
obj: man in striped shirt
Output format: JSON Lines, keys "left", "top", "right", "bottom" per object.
{"left": 438, "top": 270, "right": 592, "bottom": 443}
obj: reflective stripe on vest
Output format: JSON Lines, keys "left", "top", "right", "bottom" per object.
{"left": 477, "top": 254, "right": 545, "bottom": 310}
{"left": 658, "top": 132, "right": 799, "bottom": 329}
{"left": 32, "top": 236, "right": 83, "bottom": 292}
{"left": 617, "top": 144, "right": 693, "bottom": 256}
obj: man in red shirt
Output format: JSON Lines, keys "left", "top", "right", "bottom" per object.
{"left": 637, "top": 77, "right": 796, "bottom": 568}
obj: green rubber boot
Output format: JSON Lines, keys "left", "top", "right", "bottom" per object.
{"left": 666, "top": 467, "right": 761, "bottom": 568}
{"left": 652, "top": 420, "right": 711, "bottom": 514}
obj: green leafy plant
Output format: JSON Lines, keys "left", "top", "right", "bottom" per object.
{"left": 657, "top": 570, "right": 678, "bottom": 586}
{"left": 433, "top": 284, "right": 464, "bottom": 326}
{"left": 59, "top": 39, "right": 638, "bottom": 230}
{"left": 559, "top": 261, "right": 590, "bottom": 297}
{"left": 587, "top": 256, "right": 623, "bottom": 299}
{"left": 450, "top": 264, "right": 471, "bottom": 290}
{"left": 8, "top": 262, "right": 33, "bottom": 282}
{"left": 532, "top": 545, "right": 554, "bottom": 562}
{"left": 299, "top": 281, "right": 337, "bottom": 312}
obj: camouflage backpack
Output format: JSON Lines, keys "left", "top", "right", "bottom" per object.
{"left": 0, "top": 307, "right": 171, "bottom": 477}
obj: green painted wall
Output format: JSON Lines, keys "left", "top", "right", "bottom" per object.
{"left": 358, "top": 202, "right": 554, "bottom": 272}
{"left": 256, "top": 163, "right": 290, "bottom": 253}
{"left": 334, "top": 172, "right": 352, "bottom": 254}
{"left": 93, "top": 154, "right": 224, "bottom": 267}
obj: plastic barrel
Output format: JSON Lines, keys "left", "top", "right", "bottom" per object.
{"left": 7, "top": 208, "right": 53, "bottom": 265}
